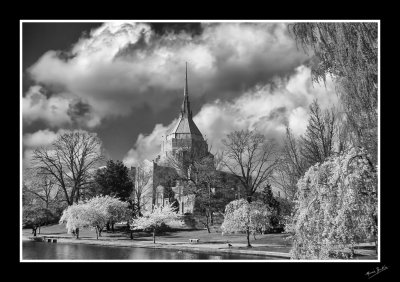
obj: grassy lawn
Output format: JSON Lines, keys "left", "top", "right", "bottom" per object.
{"left": 23, "top": 223, "right": 293, "bottom": 253}
{"left": 156, "top": 229, "right": 293, "bottom": 252}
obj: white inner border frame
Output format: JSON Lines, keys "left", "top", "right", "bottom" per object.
{"left": 20, "top": 19, "right": 380, "bottom": 263}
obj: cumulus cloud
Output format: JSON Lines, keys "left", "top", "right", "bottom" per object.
{"left": 22, "top": 128, "right": 62, "bottom": 169}
{"left": 123, "top": 66, "right": 339, "bottom": 165}
{"left": 123, "top": 121, "right": 177, "bottom": 167}
{"left": 23, "top": 128, "right": 59, "bottom": 148}
{"left": 23, "top": 85, "right": 71, "bottom": 127}
{"left": 25, "top": 22, "right": 309, "bottom": 128}
{"left": 23, "top": 85, "right": 101, "bottom": 128}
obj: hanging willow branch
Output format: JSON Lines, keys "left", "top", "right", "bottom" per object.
{"left": 288, "top": 22, "right": 378, "bottom": 165}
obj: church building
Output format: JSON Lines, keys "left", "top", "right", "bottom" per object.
{"left": 131, "top": 63, "right": 242, "bottom": 215}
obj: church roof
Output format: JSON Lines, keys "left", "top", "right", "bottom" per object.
{"left": 167, "top": 62, "right": 204, "bottom": 137}
{"left": 169, "top": 115, "right": 203, "bottom": 136}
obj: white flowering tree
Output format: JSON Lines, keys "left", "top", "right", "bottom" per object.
{"left": 130, "top": 204, "right": 183, "bottom": 243}
{"left": 87, "top": 195, "right": 129, "bottom": 233}
{"left": 59, "top": 195, "right": 129, "bottom": 239}
{"left": 290, "top": 147, "right": 377, "bottom": 259}
{"left": 82, "top": 203, "right": 108, "bottom": 239}
{"left": 59, "top": 203, "right": 89, "bottom": 239}
{"left": 221, "top": 199, "right": 270, "bottom": 247}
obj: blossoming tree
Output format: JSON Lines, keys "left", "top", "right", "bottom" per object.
{"left": 88, "top": 195, "right": 129, "bottom": 233}
{"left": 59, "top": 195, "right": 129, "bottom": 239}
{"left": 59, "top": 203, "right": 89, "bottom": 239}
{"left": 290, "top": 147, "right": 377, "bottom": 259}
{"left": 130, "top": 204, "right": 183, "bottom": 243}
{"left": 221, "top": 199, "right": 270, "bottom": 247}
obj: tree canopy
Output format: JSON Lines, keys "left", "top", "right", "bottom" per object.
{"left": 31, "top": 130, "right": 104, "bottom": 205}
{"left": 290, "top": 147, "right": 377, "bottom": 259}
{"left": 59, "top": 195, "right": 129, "bottom": 239}
{"left": 222, "top": 130, "right": 279, "bottom": 202}
{"left": 300, "top": 100, "right": 337, "bottom": 167}
{"left": 289, "top": 23, "right": 378, "bottom": 164}
{"left": 130, "top": 204, "right": 183, "bottom": 243}
{"left": 92, "top": 160, "right": 133, "bottom": 201}
{"left": 23, "top": 205, "right": 54, "bottom": 236}
{"left": 221, "top": 199, "right": 270, "bottom": 247}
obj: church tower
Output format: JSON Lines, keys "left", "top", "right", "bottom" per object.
{"left": 158, "top": 63, "right": 209, "bottom": 164}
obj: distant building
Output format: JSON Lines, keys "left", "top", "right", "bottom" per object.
{"left": 131, "top": 63, "right": 243, "bottom": 214}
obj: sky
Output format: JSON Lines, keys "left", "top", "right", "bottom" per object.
{"left": 22, "top": 21, "right": 339, "bottom": 169}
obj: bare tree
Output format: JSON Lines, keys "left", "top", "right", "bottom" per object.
{"left": 163, "top": 146, "right": 227, "bottom": 232}
{"left": 132, "top": 161, "right": 153, "bottom": 216}
{"left": 221, "top": 129, "right": 279, "bottom": 202}
{"left": 300, "top": 100, "right": 337, "bottom": 168}
{"left": 31, "top": 130, "right": 104, "bottom": 206}
{"left": 162, "top": 144, "right": 215, "bottom": 186}
{"left": 23, "top": 169, "right": 60, "bottom": 209}
{"left": 273, "top": 127, "right": 307, "bottom": 201}
{"left": 274, "top": 101, "right": 341, "bottom": 202}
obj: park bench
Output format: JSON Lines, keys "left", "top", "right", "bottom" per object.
{"left": 43, "top": 236, "right": 58, "bottom": 243}
{"left": 189, "top": 238, "right": 199, "bottom": 243}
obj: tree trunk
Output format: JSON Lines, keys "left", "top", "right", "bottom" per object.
{"left": 106, "top": 222, "right": 110, "bottom": 232}
{"left": 205, "top": 213, "right": 211, "bottom": 233}
{"left": 130, "top": 230, "right": 133, "bottom": 240}
{"left": 38, "top": 225, "right": 41, "bottom": 234}
{"left": 111, "top": 223, "right": 115, "bottom": 233}
{"left": 153, "top": 229, "right": 156, "bottom": 244}
{"left": 95, "top": 227, "right": 99, "bottom": 240}
{"left": 373, "top": 219, "right": 378, "bottom": 254}
{"left": 75, "top": 228, "right": 79, "bottom": 239}
{"left": 210, "top": 212, "right": 214, "bottom": 226}
{"left": 350, "top": 245, "right": 355, "bottom": 257}
{"left": 76, "top": 187, "right": 80, "bottom": 204}
{"left": 246, "top": 227, "right": 252, "bottom": 247}
{"left": 99, "top": 227, "right": 102, "bottom": 237}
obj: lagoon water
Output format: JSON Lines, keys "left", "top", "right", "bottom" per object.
{"left": 23, "top": 241, "right": 281, "bottom": 260}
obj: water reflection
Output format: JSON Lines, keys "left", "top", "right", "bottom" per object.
{"left": 23, "top": 241, "right": 281, "bottom": 260}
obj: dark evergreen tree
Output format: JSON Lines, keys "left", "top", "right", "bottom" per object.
{"left": 254, "top": 183, "right": 281, "bottom": 231}
{"left": 92, "top": 160, "right": 134, "bottom": 201}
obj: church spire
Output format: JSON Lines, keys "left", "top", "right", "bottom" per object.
{"left": 181, "top": 62, "right": 192, "bottom": 118}
{"left": 184, "top": 62, "right": 188, "bottom": 97}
